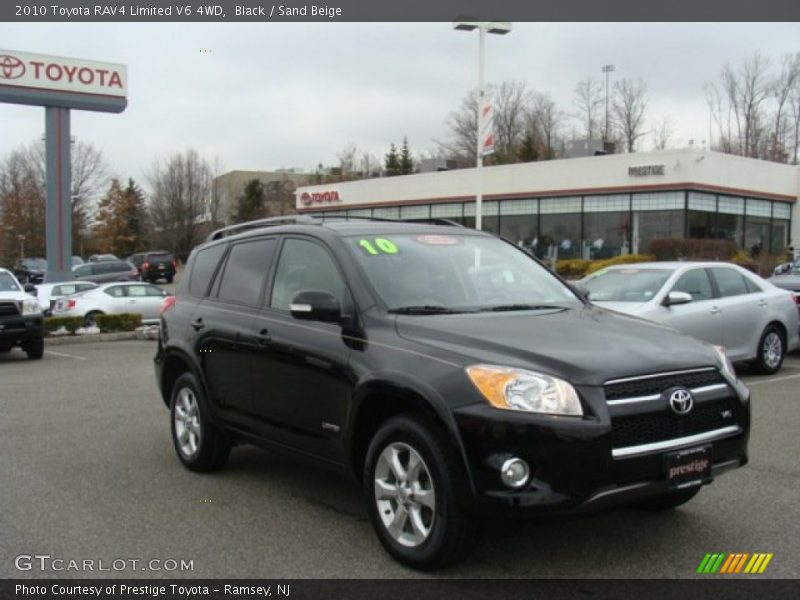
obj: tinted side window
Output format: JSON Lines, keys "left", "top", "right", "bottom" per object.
{"left": 270, "top": 239, "right": 345, "bottom": 311}
{"left": 711, "top": 267, "right": 749, "bottom": 298}
{"left": 217, "top": 238, "right": 277, "bottom": 306}
{"left": 744, "top": 277, "right": 763, "bottom": 293}
{"left": 671, "top": 269, "right": 713, "bottom": 301}
{"left": 95, "top": 263, "right": 114, "bottom": 274}
{"left": 73, "top": 265, "right": 91, "bottom": 277}
{"left": 113, "top": 262, "right": 132, "bottom": 272}
{"left": 104, "top": 286, "right": 126, "bottom": 298}
{"left": 189, "top": 244, "right": 227, "bottom": 298}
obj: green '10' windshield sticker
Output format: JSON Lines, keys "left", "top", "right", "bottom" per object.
{"left": 359, "top": 238, "right": 399, "bottom": 255}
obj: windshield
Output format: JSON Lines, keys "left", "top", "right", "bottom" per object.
{"left": 583, "top": 268, "right": 672, "bottom": 302}
{"left": 23, "top": 258, "right": 47, "bottom": 269}
{"left": 0, "top": 272, "right": 22, "bottom": 292}
{"left": 346, "top": 233, "right": 580, "bottom": 312}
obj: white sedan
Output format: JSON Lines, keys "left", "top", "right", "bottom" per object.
{"left": 582, "top": 261, "right": 800, "bottom": 374}
{"left": 33, "top": 281, "right": 98, "bottom": 315}
{"left": 53, "top": 282, "right": 171, "bottom": 325}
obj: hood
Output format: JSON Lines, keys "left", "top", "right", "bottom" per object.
{"left": 588, "top": 300, "right": 652, "bottom": 316}
{"left": 0, "top": 291, "right": 31, "bottom": 301}
{"left": 394, "top": 306, "right": 718, "bottom": 386}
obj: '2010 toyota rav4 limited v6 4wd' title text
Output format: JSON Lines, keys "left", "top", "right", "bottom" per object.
{"left": 154, "top": 217, "right": 750, "bottom": 569}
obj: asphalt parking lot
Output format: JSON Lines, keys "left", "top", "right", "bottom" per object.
{"left": 1, "top": 341, "right": 798, "bottom": 579}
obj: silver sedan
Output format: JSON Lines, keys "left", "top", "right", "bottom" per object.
{"left": 582, "top": 261, "right": 800, "bottom": 374}
{"left": 52, "top": 282, "right": 171, "bottom": 325}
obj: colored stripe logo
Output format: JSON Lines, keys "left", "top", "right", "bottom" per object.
{"left": 697, "top": 552, "right": 773, "bottom": 574}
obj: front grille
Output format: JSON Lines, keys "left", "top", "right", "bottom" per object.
{"left": 604, "top": 369, "right": 724, "bottom": 400}
{"left": 0, "top": 301, "right": 20, "bottom": 317}
{"left": 611, "top": 400, "right": 732, "bottom": 447}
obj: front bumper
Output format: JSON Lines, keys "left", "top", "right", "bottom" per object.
{"left": 0, "top": 314, "right": 44, "bottom": 345}
{"left": 453, "top": 382, "right": 750, "bottom": 516}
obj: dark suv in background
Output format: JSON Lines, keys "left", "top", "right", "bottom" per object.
{"left": 154, "top": 216, "right": 751, "bottom": 569}
{"left": 130, "top": 251, "right": 176, "bottom": 283}
{"left": 72, "top": 260, "right": 139, "bottom": 284}
{"left": 13, "top": 257, "right": 48, "bottom": 284}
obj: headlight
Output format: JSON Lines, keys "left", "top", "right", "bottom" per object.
{"left": 21, "top": 299, "right": 41, "bottom": 315}
{"left": 466, "top": 364, "right": 583, "bottom": 416}
{"left": 713, "top": 345, "right": 736, "bottom": 379}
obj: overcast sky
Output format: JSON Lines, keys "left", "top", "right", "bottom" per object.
{"left": 1, "top": 22, "right": 798, "bottom": 190}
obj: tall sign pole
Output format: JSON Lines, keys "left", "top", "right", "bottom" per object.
{"left": 0, "top": 49, "right": 127, "bottom": 283}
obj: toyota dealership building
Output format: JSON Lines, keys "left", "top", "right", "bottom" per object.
{"left": 295, "top": 149, "right": 798, "bottom": 260}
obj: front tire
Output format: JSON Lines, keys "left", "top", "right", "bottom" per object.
{"left": 170, "top": 372, "right": 230, "bottom": 472}
{"left": 753, "top": 325, "right": 785, "bottom": 375}
{"left": 363, "top": 415, "right": 478, "bottom": 570}
{"left": 24, "top": 336, "right": 44, "bottom": 360}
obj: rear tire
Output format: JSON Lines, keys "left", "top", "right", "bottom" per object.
{"left": 753, "top": 325, "right": 785, "bottom": 375}
{"left": 166, "top": 275, "right": 174, "bottom": 284}
{"left": 633, "top": 486, "right": 700, "bottom": 510}
{"left": 363, "top": 415, "right": 478, "bottom": 570}
{"left": 170, "top": 372, "right": 230, "bottom": 472}
{"left": 24, "top": 336, "right": 44, "bottom": 360}
{"left": 84, "top": 311, "right": 103, "bottom": 328}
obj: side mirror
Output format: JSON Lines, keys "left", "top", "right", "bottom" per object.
{"left": 290, "top": 290, "right": 342, "bottom": 323}
{"left": 663, "top": 291, "right": 693, "bottom": 306}
{"left": 23, "top": 283, "right": 36, "bottom": 294}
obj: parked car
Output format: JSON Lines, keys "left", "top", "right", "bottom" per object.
{"left": 71, "top": 260, "right": 140, "bottom": 284}
{"left": 582, "top": 262, "right": 799, "bottom": 374}
{"left": 139, "top": 251, "right": 177, "bottom": 283}
{"left": 72, "top": 256, "right": 85, "bottom": 267}
{"left": 87, "top": 253, "right": 119, "bottom": 263}
{"left": 0, "top": 268, "right": 44, "bottom": 359}
{"left": 155, "top": 217, "right": 751, "bottom": 569}
{"left": 128, "top": 252, "right": 145, "bottom": 272}
{"left": 13, "top": 257, "right": 48, "bottom": 284}
{"left": 34, "top": 281, "right": 98, "bottom": 316}
{"left": 53, "top": 281, "right": 171, "bottom": 325}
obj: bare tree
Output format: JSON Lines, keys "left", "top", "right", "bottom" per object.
{"left": 0, "top": 149, "right": 46, "bottom": 264}
{"left": 791, "top": 76, "right": 800, "bottom": 164}
{"left": 612, "top": 78, "right": 648, "bottom": 152}
{"left": 147, "top": 149, "right": 214, "bottom": 261}
{"left": 438, "top": 88, "right": 480, "bottom": 162}
{"left": 573, "top": 77, "right": 604, "bottom": 141}
{"left": 651, "top": 114, "right": 676, "bottom": 150}
{"left": 336, "top": 143, "right": 359, "bottom": 180}
{"left": 768, "top": 53, "right": 800, "bottom": 162}
{"left": 528, "top": 92, "right": 563, "bottom": 159}
{"left": 708, "top": 53, "right": 772, "bottom": 158}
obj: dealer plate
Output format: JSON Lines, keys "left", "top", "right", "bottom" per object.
{"left": 664, "top": 445, "right": 712, "bottom": 489}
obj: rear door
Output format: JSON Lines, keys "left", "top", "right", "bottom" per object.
{"left": 192, "top": 237, "right": 278, "bottom": 419}
{"left": 708, "top": 266, "right": 762, "bottom": 360}
{"left": 124, "top": 283, "right": 165, "bottom": 321}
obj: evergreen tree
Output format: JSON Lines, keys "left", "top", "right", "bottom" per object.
{"left": 93, "top": 179, "right": 126, "bottom": 254}
{"left": 518, "top": 132, "right": 540, "bottom": 162}
{"left": 399, "top": 137, "right": 415, "bottom": 174}
{"left": 234, "top": 179, "right": 265, "bottom": 224}
{"left": 120, "top": 178, "right": 148, "bottom": 254}
{"left": 384, "top": 144, "right": 400, "bottom": 176}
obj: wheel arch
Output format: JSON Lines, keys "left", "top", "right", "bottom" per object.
{"left": 347, "top": 372, "right": 476, "bottom": 496}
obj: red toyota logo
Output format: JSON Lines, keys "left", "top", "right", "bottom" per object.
{"left": 300, "top": 192, "right": 312, "bottom": 206}
{"left": 0, "top": 55, "right": 26, "bottom": 80}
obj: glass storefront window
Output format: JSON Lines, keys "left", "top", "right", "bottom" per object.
{"left": 632, "top": 210, "right": 684, "bottom": 254}
{"left": 431, "top": 202, "right": 463, "bottom": 225}
{"left": 688, "top": 209, "right": 715, "bottom": 239}
{"left": 771, "top": 220, "right": 789, "bottom": 254}
{"left": 463, "top": 201, "right": 500, "bottom": 233}
{"left": 400, "top": 205, "right": 430, "bottom": 220}
{"left": 373, "top": 206, "right": 400, "bottom": 219}
{"left": 499, "top": 199, "right": 538, "bottom": 248}
{"left": 745, "top": 215, "right": 770, "bottom": 255}
{"left": 583, "top": 212, "right": 630, "bottom": 258}
{"left": 716, "top": 213, "right": 743, "bottom": 245}
{"left": 540, "top": 213, "right": 581, "bottom": 259}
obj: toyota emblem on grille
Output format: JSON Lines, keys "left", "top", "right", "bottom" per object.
{"left": 0, "top": 55, "right": 26, "bottom": 80}
{"left": 669, "top": 389, "right": 694, "bottom": 414}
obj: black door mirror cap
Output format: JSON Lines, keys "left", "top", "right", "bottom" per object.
{"left": 290, "top": 290, "right": 342, "bottom": 323}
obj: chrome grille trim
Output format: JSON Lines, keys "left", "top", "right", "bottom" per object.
{"left": 612, "top": 426, "right": 742, "bottom": 458}
{"left": 605, "top": 367, "right": 718, "bottom": 386}
{"left": 606, "top": 382, "right": 730, "bottom": 406}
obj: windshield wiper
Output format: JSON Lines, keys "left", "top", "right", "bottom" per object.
{"left": 478, "top": 304, "right": 570, "bottom": 312}
{"left": 388, "top": 305, "right": 469, "bottom": 315}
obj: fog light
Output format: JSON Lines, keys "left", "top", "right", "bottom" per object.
{"left": 500, "top": 458, "right": 530, "bottom": 489}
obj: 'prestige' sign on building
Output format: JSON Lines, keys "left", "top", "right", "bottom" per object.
{"left": 0, "top": 49, "right": 127, "bottom": 98}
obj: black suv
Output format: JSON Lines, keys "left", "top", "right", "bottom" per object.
{"left": 138, "top": 251, "right": 176, "bottom": 283}
{"left": 13, "top": 257, "right": 48, "bottom": 284}
{"left": 155, "top": 217, "right": 750, "bottom": 569}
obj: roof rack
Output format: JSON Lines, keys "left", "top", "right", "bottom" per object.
{"left": 206, "top": 213, "right": 466, "bottom": 242}
{"left": 206, "top": 215, "right": 317, "bottom": 241}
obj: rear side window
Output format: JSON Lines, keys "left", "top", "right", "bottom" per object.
{"left": 112, "top": 262, "right": 131, "bottom": 272}
{"left": 147, "top": 252, "right": 174, "bottom": 263}
{"left": 216, "top": 238, "right": 277, "bottom": 306}
{"left": 74, "top": 265, "right": 92, "bottom": 277}
{"left": 189, "top": 244, "right": 227, "bottom": 298}
{"left": 104, "top": 286, "right": 126, "bottom": 298}
{"left": 710, "top": 267, "right": 749, "bottom": 298}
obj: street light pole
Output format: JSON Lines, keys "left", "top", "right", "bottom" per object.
{"left": 602, "top": 64, "right": 615, "bottom": 143}
{"left": 454, "top": 20, "right": 511, "bottom": 231}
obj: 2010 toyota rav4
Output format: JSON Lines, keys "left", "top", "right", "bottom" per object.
{"left": 154, "top": 217, "right": 750, "bottom": 569}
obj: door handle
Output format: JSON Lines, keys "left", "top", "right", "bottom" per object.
{"left": 758, "top": 300, "right": 768, "bottom": 307}
{"left": 710, "top": 307, "right": 721, "bottom": 315}
{"left": 191, "top": 317, "right": 205, "bottom": 331}
{"left": 256, "top": 328, "right": 271, "bottom": 346}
